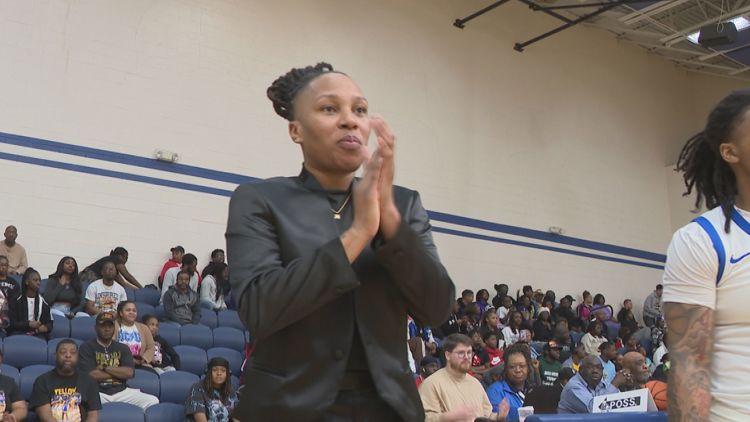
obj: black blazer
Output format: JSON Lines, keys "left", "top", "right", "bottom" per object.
{"left": 226, "top": 169, "right": 455, "bottom": 421}
{"left": 8, "top": 293, "right": 53, "bottom": 338}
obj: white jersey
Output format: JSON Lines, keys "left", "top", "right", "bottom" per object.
{"left": 663, "top": 205, "right": 750, "bottom": 421}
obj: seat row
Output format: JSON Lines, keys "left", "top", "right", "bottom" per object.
{"left": 24, "top": 402, "right": 188, "bottom": 422}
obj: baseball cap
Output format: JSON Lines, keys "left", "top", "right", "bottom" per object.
{"left": 544, "top": 340, "right": 560, "bottom": 351}
{"left": 170, "top": 245, "right": 185, "bottom": 253}
{"left": 96, "top": 312, "right": 115, "bottom": 325}
{"left": 561, "top": 294, "right": 576, "bottom": 302}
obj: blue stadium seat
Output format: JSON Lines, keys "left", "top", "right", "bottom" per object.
{"left": 124, "top": 287, "right": 136, "bottom": 302}
{"left": 180, "top": 324, "right": 212, "bottom": 349}
{"left": 199, "top": 310, "right": 217, "bottom": 329}
{"left": 70, "top": 317, "right": 96, "bottom": 341}
{"left": 47, "top": 338, "right": 83, "bottom": 365}
{"left": 3, "top": 336, "right": 47, "bottom": 368}
{"left": 134, "top": 288, "right": 161, "bottom": 307}
{"left": 20, "top": 365, "right": 53, "bottom": 401}
{"left": 525, "top": 413, "right": 667, "bottom": 422}
{"left": 157, "top": 322, "right": 180, "bottom": 347}
{"left": 134, "top": 302, "right": 155, "bottom": 320}
{"left": 212, "top": 327, "right": 244, "bottom": 352}
{"left": 154, "top": 305, "right": 165, "bottom": 320}
{"left": 50, "top": 314, "right": 71, "bottom": 339}
{"left": 39, "top": 279, "right": 49, "bottom": 294}
{"left": 145, "top": 402, "right": 185, "bottom": 422}
{"left": 173, "top": 345, "right": 207, "bottom": 376}
{"left": 99, "top": 402, "right": 146, "bottom": 422}
{"left": 1, "top": 364, "right": 20, "bottom": 386}
{"left": 129, "top": 368, "right": 160, "bottom": 397}
{"left": 8, "top": 275, "right": 21, "bottom": 284}
{"left": 206, "top": 347, "right": 243, "bottom": 375}
{"left": 159, "top": 370, "right": 199, "bottom": 404}
{"left": 217, "top": 310, "right": 244, "bottom": 330}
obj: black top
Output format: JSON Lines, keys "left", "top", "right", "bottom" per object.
{"left": 8, "top": 293, "right": 53, "bottom": 338}
{"left": 153, "top": 335, "right": 181, "bottom": 369}
{"left": 43, "top": 278, "right": 83, "bottom": 309}
{"left": 84, "top": 256, "right": 123, "bottom": 278}
{"left": 0, "top": 374, "right": 23, "bottom": 414}
{"left": 0, "top": 279, "right": 20, "bottom": 302}
{"left": 533, "top": 319, "right": 553, "bottom": 342}
{"left": 523, "top": 384, "right": 563, "bottom": 414}
{"left": 31, "top": 369, "right": 101, "bottom": 420}
{"left": 77, "top": 339, "right": 134, "bottom": 395}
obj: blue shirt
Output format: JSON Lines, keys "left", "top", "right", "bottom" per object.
{"left": 486, "top": 380, "right": 524, "bottom": 421}
{"left": 600, "top": 357, "right": 616, "bottom": 385}
{"left": 557, "top": 373, "right": 620, "bottom": 413}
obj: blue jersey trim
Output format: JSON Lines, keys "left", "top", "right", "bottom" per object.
{"left": 731, "top": 208, "right": 750, "bottom": 237}
{"left": 693, "top": 216, "right": 726, "bottom": 285}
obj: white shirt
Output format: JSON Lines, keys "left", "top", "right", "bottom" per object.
{"left": 199, "top": 275, "right": 227, "bottom": 311}
{"left": 663, "top": 205, "right": 750, "bottom": 420}
{"left": 85, "top": 279, "right": 127, "bottom": 314}
{"left": 26, "top": 297, "right": 36, "bottom": 321}
{"left": 161, "top": 267, "right": 199, "bottom": 302}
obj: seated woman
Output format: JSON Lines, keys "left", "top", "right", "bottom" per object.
{"left": 479, "top": 308, "right": 503, "bottom": 339}
{"left": 591, "top": 294, "right": 620, "bottom": 340}
{"left": 185, "top": 357, "right": 239, "bottom": 422}
{"left": 80, "top": 247, "right": 143, "bottom": 288}
{"left": 8, "top": 267, "right": 52, "bottom": 339}
{"left": 581, "top": 320, "right": 608, "bottom": 356}
{"left": 502, "top": 311, "right": 527, "bottom": 346}
{"left": 142, "top": 314, "right": 180, "bottom": 375}
{"left": 486, "top": 343, "right": 533, "bottom": 421}
{"left": 575, "top": 290, "right": 593, "bottom": 326}
{"left": 113, "top": 301, "right": 155, "bottom": 373}
{"left": 200, "top": 263, "right": 229, "bottom": 311}
{"left": 44, "top": 256, "right": 84, "bottom": 319}
{"left": 533, "top": 308, "right": 553, "bottom": 342}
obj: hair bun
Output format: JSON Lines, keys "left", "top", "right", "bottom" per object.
{"left": 266, "top": 62, "right": 335, "bottom": 121}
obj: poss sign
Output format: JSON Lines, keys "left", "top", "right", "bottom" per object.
{"left": 592, "top": 389, "right": 655, "bottom": 413}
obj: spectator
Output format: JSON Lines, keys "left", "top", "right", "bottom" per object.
{"left": 419, "top": 334, "right": 505, "bottom": 421}
{"left": 643, "top": 284, "right": 663, "bottom": 327}
{"left": 581, "top": 320, "right": 607, "bottom": 356}
{"left": 80, "top": 247, "right": 142, "bottom": 289}
{"left": 538, "top": 340, "right": 562, "bottom": 386}
{"left": 651, "top": 353, "right": 670, "bottom": 383}
{"left": 651, "top": 315, "right": 666, "bottom": 349}
{"left": 483, "top": 331, "right": 504, "bottom": 367}
{"left": 460, "top": 303, "right": 480, "bottom": 333}
{"left": 0, "top": 349, "right": 26, "bottom": 421}
{"left": 620, "top": 351, "right": 651, "bottom": 391}
{"left": 31, "top": 339, "right": 100, "bottom": 422}
{"left": 113, "top": 301, "right": 155, "bottom": 373}
{"left": 618, "top": 331, "right": 640, "bottom": 356}
{"left": 200, "top": 263, "right": 229, "bottom": 312}
{"left": 434, "top": 301, "right": 459, "bottom": 339}
{"left": 652, "top": 332, "right": 668, "bottom": 369}
{"left": 598, "top": 342, "right": 617, "bottom": 385}
{"left": 163, "top": 270, "right": 201, "bottom": 325}
{"left": 616, "top": 300, "right": 640, "bottom": 334}
{"left": 479, "top": 308, "right": 502, "bottom": 338}
{"left": 491, "top": 283, "right": 510, "bottom": 309}
{"left": 161, "top": 253, "right": 199, "bottom": 302}
{"left": 83, "top": 261, "right": 128, "bottom": 317}
{"left": 557, "top": 355, "right": 621, "bottom": 413}
{"left": 544, "top": 290, "right": 558, "bottom": 310}
{"left": 45, "top": 257, "right": 84, "bottom": 319}
{"left": 553, "top": 320, "right": 574, "bottom": 362}
{"left": 576, "top": 290, "right": 593, "bottom": 323}
{"left": 0, "top": 256, "right": 20, "bottom": 301}
{"left": 563, "top": 343, "right": 586, "bottom": 373}
{"left": 487, "top": 343, "right": 533, "bottom": 421}
{"left": 474, "top": 289, "right": 490, "bottom": 316}
{"left": 502, "top": 311, "right": 525, "bottom": 346}
{"left": 8, "top": 267, "right": 52, "bottom": 339}
{"left": 456, "top": 289, "right": 474, "bottom": 317}
{"left": 516, "top": 295, "right": 533, "bottom": 322}
{"left": 497, "top": 295, "right": 514, "bottom": 324}
{"left": 469, "top": 329, "right": 490, "bottom": 377}
{"left": 523, "top": 367, "right": 575, "bottom": 414}
{"left": 532, "top": 289, "right": 545, "bottom": 312}
{"left": 532, "top": 308, "right": 553, "bottom": 342}
{"left": 0, "top": 226, "right": 28, "bottom": 275}
{"left": 553, "top": 295, "right": 577, "bottom": 326}
{"left": 142, "top": 315, "right": 180, "bottom": 375}
{"left": 77, "top": 312, "right": 158, "bottom": 410}
{"left": 200, "top": 248, "right": 225, "bottom": 279}
{"left": 415, "top": 356, "right": 439, "bottom": 389}
{"left": 185, "top": 357, "right": 239, "bottom": 422}
{"left": 158, "top": 246, "right": 184, "bottom": 288}
{"left": 519, "top": 285, "right": 538, "bottom": 316}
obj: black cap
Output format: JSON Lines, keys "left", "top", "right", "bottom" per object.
{"left": 95, "top": 312, "right": 115, "bottom": 325}
{"left": 170, "top": 246, "right": 185, "bottom": 253}
{"left": 562, "top": 294, "right": 576, "bottom": 302}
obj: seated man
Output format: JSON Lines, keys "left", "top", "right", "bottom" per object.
{"left": 0, "top": 349, "right": 27, "bottom": 421}
{"left": 83, "top": 261, "right": 127, "bottom": 316}
{"left": 538, "top": 340, "right": 562, "bottom": 386}
{"left": 0, "top": 226, "right": 28, "bottom": 275}
{"left": 81, "top": 247, "right": 142, "bottom": 289}
{"left": 620, "top": 351, "right": 651, "bottom": 391}
{"left": 558, "top": 355, "right": 624, "bottom": 413}
{"left": 419, "top": 333, "right": 507, "bottom": 421}
{"left": 31, "top": 339, "right": 101, "bottom": 422}
{"left": 161, "top": 253, "right": 200, "bottom": 302}
{"left": 416, "top": 356, "right": 440, "bottom": 389}
{"left": 77, "top": 313, "right": 158, "bottom": 410}
{"left": 0, "top": 256, "right": 20, "bottom": 301}
{"left": 163, "top": 270, "right": 201, "bottom": 325}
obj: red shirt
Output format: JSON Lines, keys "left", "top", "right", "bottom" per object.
{"left": 486, "top": 347, "right": 504, "bottom": 367}
{"left": 159, "top": 259, "right": 180, "bottom": 286}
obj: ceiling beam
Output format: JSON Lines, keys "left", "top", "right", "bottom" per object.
{"left": 661, "top": 3, "right": 750, "bottom": 46}
{"left": 619, "top": 0, "right": 691, "bottom": 25}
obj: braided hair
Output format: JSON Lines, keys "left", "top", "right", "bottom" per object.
{"left": 676, "top": 89, "right": 750, "bottom": 232}
{"left": 266, "top": 62, "right": 341, "bottom": 120}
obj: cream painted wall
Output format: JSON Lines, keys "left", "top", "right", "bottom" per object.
{"left": 0, "top": 0, "right": 744, "bottom": 318}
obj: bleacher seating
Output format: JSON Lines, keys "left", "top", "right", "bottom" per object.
{"left": 99, "top": 402, "right": 146, "bottom": 422}
{"left": 212, "top": 326, "right": 245, "bottom": 352}
{"left": 199, "top": 310, "right": 218, "bottom": 329}
{"left": 217, "top": 310, "right": 244, "bottom": 330}
{"left": 3, "top": 336, "right": 47, "bottom": 368}
{"left": 39, "top": 278, "right": 49, "bottom": 294}
{"left": 134, "top": 288, "right": 161, "bottom": 307}
{"left": 135, "top": 302, "right": 156, "bottom": 320}
{"left": 129, "top": 368, "right": 160, "bottom": 397}
{"left": 124, "top": 287, "right": 136, "bottom": 302}
{"left": 1, "top": 364, "right": 20, "bottom": 386}
{"left": 157, "top": 322, "right": 180, "bottom": 346}
{"left": 145, "top": 402, "right": 185, "bottom": 422}
{"left": 50, "top": 314, "right": 71, "bottom": 339}
{"left": 70, "top": 317, "right": 96, "bottom": 341}
{"left": 172, "top": 345, "right": 207, "bottom": 376}
{"left": 206, "top": 347, "right": 243, "bottom": 375}
{"left": 154, "top": 305, "right": 165, "bottom": 321}
{"left": 180, "top": 324, "right": 212, "bottom": 349}
{"left": 159, "top": 370, "right": 199, "bottom": 404}
{"left": 46, "top": 338, "right": 83, "bottom": 365}
{"left": 20, "top": 365, "right": 53, "bottom": 401}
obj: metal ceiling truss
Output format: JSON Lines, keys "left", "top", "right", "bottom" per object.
{"left": 454, "top": 0, "right": 750, "bottom": 80}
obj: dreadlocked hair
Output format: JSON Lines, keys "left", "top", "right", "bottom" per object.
{"left": 676, "top": 89, "right": 750, "bottom": 233}
{"left": 266, "top": 62, "right": 339, "bottom": 121}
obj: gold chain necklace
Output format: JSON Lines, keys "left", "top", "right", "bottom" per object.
{"left": 331, "top": 192, "right": 352, "bottom": 220}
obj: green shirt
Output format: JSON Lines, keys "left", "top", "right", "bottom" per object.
{"left": 539, "top": 356, "right": 562, "bottom": 386}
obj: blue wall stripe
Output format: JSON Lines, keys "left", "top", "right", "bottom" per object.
{"left": 0, "top": 152, "right": 234, "bottom": 197}
{"left": 0, "top": 131, "right": 668, "bottom": 267}
{"left": 431, "top": 226, "right": 665, "bottom": 270}
{"left": 0, "top": 131, "right": 257, "bottom": 185}
{"left": 428, "top": 211, "right": 666, "bottom": 263}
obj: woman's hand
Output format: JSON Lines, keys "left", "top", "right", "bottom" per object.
{"left": 341, "top": 148, "right": 382, "bottom": 263}
{"left": 371, "top": 115, "right": 401, "bottom": 240}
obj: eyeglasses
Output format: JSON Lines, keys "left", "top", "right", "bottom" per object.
{"left": 451, "top": 350, "right": 474, "bottom": 358}
{"left": 507, "top": 364, "right": 528, "bottom": 371}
